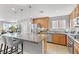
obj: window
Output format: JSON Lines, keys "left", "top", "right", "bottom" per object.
{"left": 52, "top": 20, "right": 58, "bottom": 29}
{"left": 3, "top": 23, "right": 17, "bottom": 32}
{"left": 52, "top": 20, "right": 66, "bottom": 30}
{"left": 59, "top": 20, "right": 66, "bottom": 29}
{"left": 3, "top": 23, "right": 11, "bottom": 32}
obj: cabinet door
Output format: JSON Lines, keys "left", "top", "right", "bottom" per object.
{"left": 77, "top": 5, "right": 79, "bottom": 16}
{"left": 74, "top": 8, "right": 76, "bottom": 18}
{"left": 75, "top": 6, "right": 78, "bottom": 17}
{"left": 52, "top": 34, "right": 67, "bottom": 45}
{"left": 52, "top": 34, "right": 60, "bottom": 44}
{"left": 74, "top": 42, "right": 79, "bottom": 54}
{"left": 32, "top": 17, "right": 49, "bottom": 28}
{"left": 69, "top": 13, "right": 73, "bottom": 20}
{"left": 59, "top": 35, "right": 67, "bottom": 45}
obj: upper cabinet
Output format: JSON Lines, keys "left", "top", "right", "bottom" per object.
{"left": 32, "top": 17, "right": 49, "bottom": 28}
{"left": 69, "top": 5, "right": 79, "bottom": 28}
{"left": 69, "top": 5, "right": 79, "bottom": 20}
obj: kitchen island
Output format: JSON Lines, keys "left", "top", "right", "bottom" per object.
{"left": 1, "top": 33, "right": 47, "bottom": 54}
{"left": 22, "top": 33, "right": 47, "bottom": 54}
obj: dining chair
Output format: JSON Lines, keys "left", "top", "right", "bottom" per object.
{"left": 0, "top": 36, "right": 6, "bottom": 54}
{"left": 4, "top": 36, "right": 23, "bottom": 54}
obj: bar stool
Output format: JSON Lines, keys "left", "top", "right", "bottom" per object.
{"left": 0, "top": 36, "right": 6, "bottom": 54}
{"left": 4, "top": 36, "right": 23, "bottom": 54}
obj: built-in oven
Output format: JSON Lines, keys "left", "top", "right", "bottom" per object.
{"left": 67, "top": 35, "right": 74, "bottom": 54}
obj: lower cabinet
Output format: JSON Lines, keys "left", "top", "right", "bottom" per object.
{"left": 52, "top": 34, "right": 67, "bottom": 45}
{"left": 74, "top": 41, "right": 79, "bottom": 54}
{"left": 40, "top": 33, "right": 47, "bottom": 54}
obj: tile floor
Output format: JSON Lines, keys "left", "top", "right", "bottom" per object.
{"left": 20, "top": 43, "right": 69, "bottom": 54}
{"left": 0, "top": 41, "right": 69, "bottom": 54}
{"left": 47, "top": 43, "right": 69, "bottom": 54}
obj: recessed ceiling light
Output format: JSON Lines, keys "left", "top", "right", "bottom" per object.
{"left": 11, "top": 8, "right": 16, "bottom": 11}
{"left": 56, "top": 10, "right": 59, "bottom": 13}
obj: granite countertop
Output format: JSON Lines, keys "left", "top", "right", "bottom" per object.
{"left": 17, "top": 33, "right": 46, "bottom": 43}
{"left": 2, "top": 32, "right": 79, "bottom": 44}
{"left": 2, "top": 33, "right": 46, "bottom": 44}
{"left": 39, "top": 31, "right": 79, "bottom": 44}
{"left": 67, "top": 33, "right": 79, "bottom": 44}
{"left": 38, "top": 31, "right": 66, "bottom": 35}
{"left": 74, "top": 39, "right": 79, "bottom": 44}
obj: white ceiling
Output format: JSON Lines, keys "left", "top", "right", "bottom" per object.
{"left": 0, "top": 4, "right": 77, "bottom": 22}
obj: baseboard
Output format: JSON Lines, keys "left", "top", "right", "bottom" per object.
{"left": 47, "top": 41, "right": 67, "bottom": 46}
{"left": 47, "top": 41, "right": 52, "bottom": 43}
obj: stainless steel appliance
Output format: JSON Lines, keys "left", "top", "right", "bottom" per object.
{"left": 67, "top": 35, "right": 74, "bottom": 54}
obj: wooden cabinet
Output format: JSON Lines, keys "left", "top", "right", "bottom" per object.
{"left": 44, "top": 36, "right": 47, "bottom": 54}
{"left": 76, "top": 5, "right": 79, "bottom": 17}
{"left": 52, "top": 34, "right": 67, "bottom": 46}
{"left": 52, "top": 34, "right": 60, "bottom": 44}
{"left": 32, "top": 17, "right": 49, "bottom": 28}
{"left": 69, "top": 10, "right": 74, "bottom": 20}
{"left": 75, "top": 6, "right": 78, "bottom": 17}
{"left": 69, "top": 5, "right": 79, "bottom": 28}
{"left": 74, "top": 41, "right": 79, "bottom": 54}
{"left": 69, "top": 13, "right": 73, "bottom": 20}
{"left": 69, "top": 5, "right": 79, "bottom": 20}
{"left": 41, "top": 34, "right": 47, "bottom": 54}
